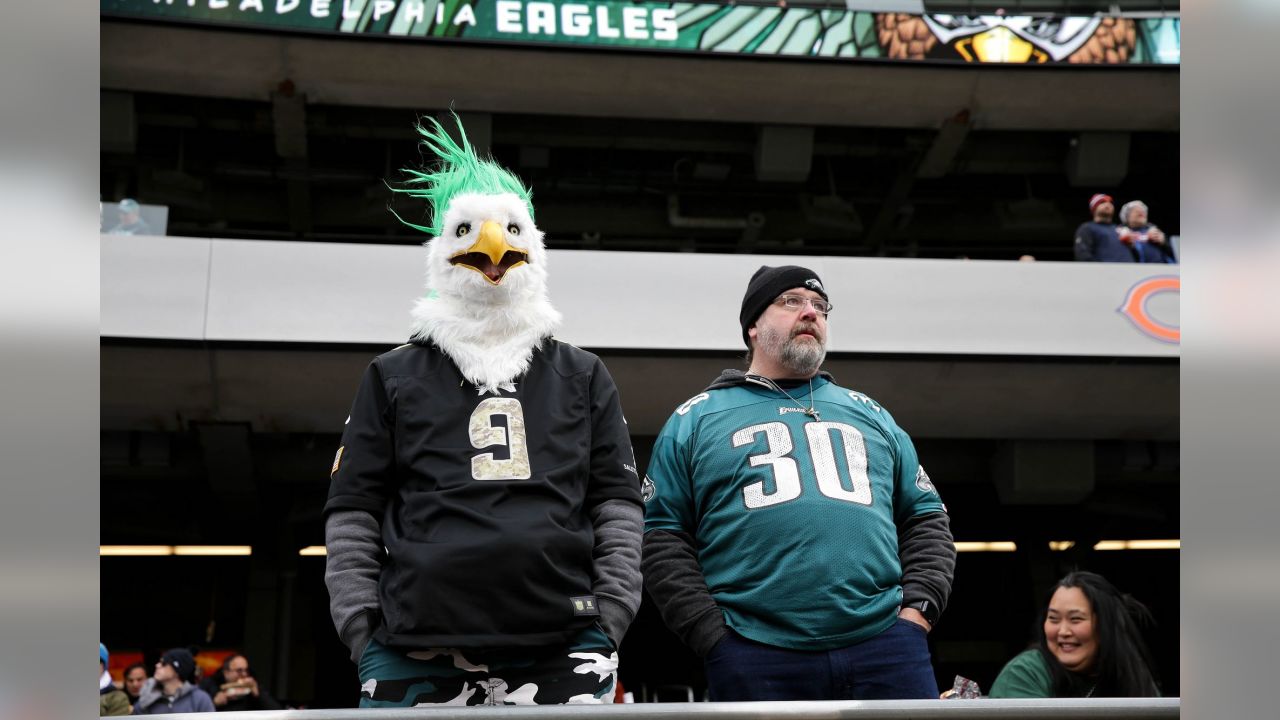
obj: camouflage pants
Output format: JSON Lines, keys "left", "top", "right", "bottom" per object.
{"left": 357, "top": 624, "right": 617, "bottom": 707}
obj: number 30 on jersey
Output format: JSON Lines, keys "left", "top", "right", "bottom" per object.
{"left": 733, "top": 421, "right": 872, "bottom": 509}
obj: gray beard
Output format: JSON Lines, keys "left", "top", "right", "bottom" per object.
{"left": 760, "top": 326, "right": 826, "bottom": 376}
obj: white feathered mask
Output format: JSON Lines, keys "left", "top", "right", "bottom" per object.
{"left": 392, "top": 116, "right": 561, "bottom": 394}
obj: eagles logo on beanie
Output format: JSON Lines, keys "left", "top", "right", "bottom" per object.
{"left": 739, "top": 265, "right": 828, "bottom": 347}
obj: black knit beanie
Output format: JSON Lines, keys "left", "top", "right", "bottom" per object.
{"left": 160, "top": 648, "right": 197, "bottom": 683}
{"left": 739, "top": 265, "right": 828, "bottom": 346}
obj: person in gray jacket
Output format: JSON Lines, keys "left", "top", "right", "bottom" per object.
{"left": 133, "top": 648, "right": 214, "bottom": 714}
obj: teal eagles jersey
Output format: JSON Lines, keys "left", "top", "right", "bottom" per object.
{"left": 643, "top": 376, "right": 946, "bottom": 650}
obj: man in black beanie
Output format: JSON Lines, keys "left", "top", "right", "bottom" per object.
{"left": 133, "top": 648, "right": 215, "bottom": 714}
{"left": 641, "top": 264, "right": 956, "bottom": 700}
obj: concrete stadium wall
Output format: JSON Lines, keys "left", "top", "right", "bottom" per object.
{"left": 102, "top": 234, "right": 1179, "bottom": 358}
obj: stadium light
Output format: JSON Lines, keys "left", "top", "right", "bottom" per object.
{"left": 99, "top": 545, "right": 252, "bottom": 556}
{"left": 100, "top": 545, "right": 174, "bottom": 556}
{"left": 173, "top": 545, "right": 252, "bottom": 556}
{"left": 1047, "top": 540, "right": 1180, "bottom": 551}
{"left": 953, "top": 541, "right": 1017, "bottom": 552}
{"left": 1094, "top": 539, "right": 1180, "bottom": 551}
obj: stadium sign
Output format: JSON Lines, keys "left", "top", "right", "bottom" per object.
{"left": 1118, "top": 275, "right": 1180, "bottom": 344}
{"left": 101, "top": 0, "right": 1180, "bottom": 65}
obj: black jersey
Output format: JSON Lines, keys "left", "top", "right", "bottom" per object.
{"left": 325, "top": 339, "right": 641, "bottom": 649}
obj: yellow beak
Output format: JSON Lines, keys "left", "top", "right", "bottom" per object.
{"left": 449, "top": 220, "right": 528, "bottom": 285}
{"left": 473, "top": 221, "right": 516, "bottom": 266}
{"left": 962, "top": 27, "right": 1041, "bottom": 64}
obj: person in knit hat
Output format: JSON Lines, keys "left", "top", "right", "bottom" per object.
{"left": 99, "top": 643, "right": 131, "bottom": 716}
{"left": 642, "top": 265, "right": 956, "bottom": 700}
{"left": 133, "top": 648, "right": 215, "bottom": 714}
{"left": 1074, "top": 193, "right": 1135, "bottom": 262}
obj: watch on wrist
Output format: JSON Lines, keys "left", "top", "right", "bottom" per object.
{"left": 904, "top": 599, "right": 939, "bottom": 626}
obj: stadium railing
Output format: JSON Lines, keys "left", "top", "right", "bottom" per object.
{"left": 125, "top": 697, "right": 1180, "bottom": 720}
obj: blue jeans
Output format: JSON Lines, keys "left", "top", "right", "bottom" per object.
{"left": 704, "top": 618, "right": 938, "bottom": 700}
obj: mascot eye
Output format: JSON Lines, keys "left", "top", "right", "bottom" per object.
{"left": 456, "top": 223, "right": 471, "bottom": 238}
{"left": 507, "top": 223, "right": 520, "bottom": 236}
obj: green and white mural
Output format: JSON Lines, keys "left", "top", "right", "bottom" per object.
{"left": 102, "top": 0, "right": 1180, "bottom": 65}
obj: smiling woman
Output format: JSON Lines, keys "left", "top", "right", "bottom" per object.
{"left": 1045, "top": 585, "right": 1097, "bottom": 672}
{"left": 988, "top": 571, "right": 1161, "bottom": 698}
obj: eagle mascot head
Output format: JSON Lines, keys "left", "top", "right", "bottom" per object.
{"left": 391, "top": 114, "right": 561, "bottom": 395}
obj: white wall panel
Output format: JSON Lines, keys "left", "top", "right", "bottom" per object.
{"left": 819, "top": 256, "right": 1179, "bottom": 356}
{"left": 100, "top": 235, "right": 211, "bottom": 340}
{"left": 103, "top": 236, "right": 1180, "bottom": 358}
{"left": 203, "top": 240, "right": 423, "bottom": 344}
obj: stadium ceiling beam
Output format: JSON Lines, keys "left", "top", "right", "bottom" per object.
{"left": 916, "top": 109, "right": 973, "bottom": 180}
{"left": 865, "top": 109, "right": 974, "bottom": 254}
{"left": 273, "top": 80, "right": 313, "bottom": 236}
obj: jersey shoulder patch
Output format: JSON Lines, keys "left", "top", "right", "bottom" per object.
{"left": 844, "top": 389, "right": 883, "bottom": 414}
{"left": 914, "top": 465, "right": 937, "bottom": 494}
{"left": 641, "top": 475, "right": 657, "bottom": 503}
{"left": 674, "top": 392, "right": 711, "bottom": 416}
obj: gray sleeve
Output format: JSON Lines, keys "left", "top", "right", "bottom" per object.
{"left": 641, "top": 529, "right": 728, "bottom": 658}
{"left": 325, "top": 509, "right": 383, "bottom": 663}
{"left": 898, "top": 511, "right": 957, "bottom": 616}
{"left": 194, "top": 689, "right": 216, "bottom": 713}
{"left": 590, "top": 498, "right": 643, "bottom": 648}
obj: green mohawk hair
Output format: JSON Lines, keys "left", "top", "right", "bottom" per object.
{"left": 389, "top": 112, "right": 534, "bottom": 237}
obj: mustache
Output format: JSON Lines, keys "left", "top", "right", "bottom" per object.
{"left": 791, "top": 324, "right": 823, "bottom": 340}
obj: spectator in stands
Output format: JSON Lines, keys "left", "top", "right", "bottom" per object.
{"left": 123, "top": 663, "right": 149, "bottom": 708}
{"left": 989, "top": 571, "right": 1160, "bottom": 698}
{"left": 1117, "top": 201, "right": 1177, "bottom": 264}
{"left": 198, "top": 653, "right": 282, "bottom": 711}
{"left": 642, "top": 265, "right": 956, "bottom": 700}
{"left": 108, "top": 198, "right": 153, "bottom": 236}
{"left": 133, "top": 648, "right": 215, "bottom": 714}
{"left": 325, "top": 116, "right": 639, "bottom": 707}
{"left": 1073, "top": 193, "right": 1134, "bottom": 262}
{"left": 101, "top": 643, "right": 132, "bottom": 716}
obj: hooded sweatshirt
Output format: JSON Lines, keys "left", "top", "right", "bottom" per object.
{"left": 132, "top": 677, "right": 215, "bottom": 715}
{"left": 642, "top": 369, "right": 955, "bottom": 655}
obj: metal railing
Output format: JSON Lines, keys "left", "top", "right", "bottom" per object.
{"left": 126, "top": 698, "right": 1179, "bottom": 720}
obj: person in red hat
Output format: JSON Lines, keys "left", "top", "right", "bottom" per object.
{"left": 1073, "top": 193, "right": 1134, "bottom": 262}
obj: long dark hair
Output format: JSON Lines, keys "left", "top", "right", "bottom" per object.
{"left": 1034, "top": 571, "right": 1160, "bottom": 697}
